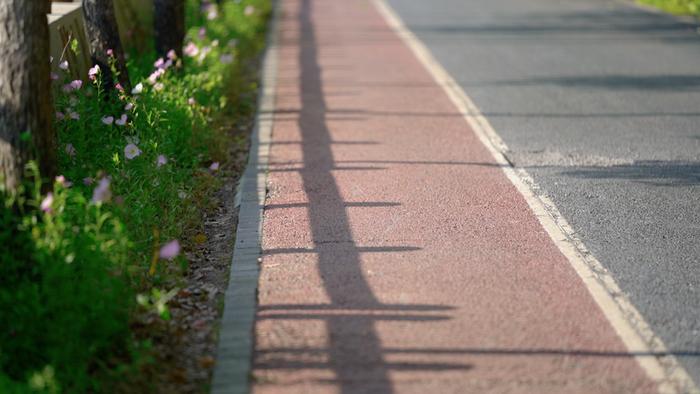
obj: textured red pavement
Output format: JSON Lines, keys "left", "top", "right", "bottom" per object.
{"left": 252, "top": 0, "right": 659, "bottom": 392}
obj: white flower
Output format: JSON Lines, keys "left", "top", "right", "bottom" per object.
{"left": 124, "top": 143, "right": 142, "bottom": 160}
{"left": 131, "top": 82, "right": 144, "bottom": 94}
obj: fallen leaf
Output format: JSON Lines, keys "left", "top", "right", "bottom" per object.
{"left": 199, "top": 356, "right": 216, "bottom": 369}
{"left": 194, "top": 233, "right": 208, "bottom": 245}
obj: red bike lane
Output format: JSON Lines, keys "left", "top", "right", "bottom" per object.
{"left": 251, "top": 0, "right": 658, "bottom": 392}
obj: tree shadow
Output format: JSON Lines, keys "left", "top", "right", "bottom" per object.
{"left": 559, "top": 160, "right": 700, "bottom": 186}
{"left": 254, "top": 1, "right": 468, "bottom": 392}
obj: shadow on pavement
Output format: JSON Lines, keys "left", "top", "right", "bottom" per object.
{"left": 253, "top": 1, "right": 470, "bottom": 392}
{"left": 560, "top": 160, "right": 700, "bottom": 186}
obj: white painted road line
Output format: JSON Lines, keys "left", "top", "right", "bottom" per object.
{"left": 371, "top": 0, "right": 699, "bottom": 393}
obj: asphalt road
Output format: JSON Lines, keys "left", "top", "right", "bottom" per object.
{"left": 387, "top": 0, "right": 700, "bottom": 385}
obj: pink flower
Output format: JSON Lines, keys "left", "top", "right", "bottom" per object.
{"left": 88, "top": 64, "right": 100, "bottom": 80}
{"left": 107, "top": 49, "right": 114, "bottom": 57}
{"left": 101, "top": 116, "right": 114, "bottom": 125}
{"left": 156, "top": 154, "right": 168, "bottom": 167}
{"left": 154, "top": 57, "right": 165, "bottom": 69}
{"left": 184, "top": 42, "right": 199, "bottom": 57}
{"left": 59, "top": 60, "right": 69, "bottom": 70}
{"left": 159, "top": 240, "right": 180, "bottom": 260}
{"left": 148, "top": 68, "right": 165, "bottom": 84}
{"left": 154, "top": 83, "right": 164, "bottom": 91}
{"left": 124, "top": 103, "right": 134, "bottom": 111}
{"left": 198, "top": 27, "right": 206, "bottom": 39}
{"left": 91, "top": 177, "right": 111, "bottom": 203}
{"left": 188, "top": 97, "right": 196, "bottom": 106}
{"left": 131, "top": 83, "right": 144, "bottom": 95}
{"left": 40, "top": 193, "right": 54, "bottom": 213}
{"left": 167, "top": 49, "right": 177, "bottom": 60}
{"left": 115, "top": 114, "right": 128, "bottom": 126}
{"left": 69, "top": 111, "right": 80, "bottom": 120}
{"left": 55, "top": 175, "right": 72, "bottom": 188}
{"left": 56, "top": 111, "right": 65, "bottom": 120}
{"left": 83, "top": 177, "right": 94, "bottom": 186}
{"left": 115, "top": 83, "right": 125, "bottom": 92}
{"left": 220, "top": 54, "right": 234, "bottom": 64}
{"left": 124, "top": 143, "right": 142, "bottom": 160}
{"left": 63, "top": 80, "right": 83, "bottom": 93}
{"left": 209, "top": 162, "right": 220, "bottom": 171}
{"left": 51, "top": 72, "right": 59, "bottom": 81}
{"left": 65, "top": 143, "right": 76, "bottom": 157}
{"left": 244, "top": 5, "right": 255, "bottom": 16}
{"left": 164, "top": 59, "right": 173, "bottom": 69}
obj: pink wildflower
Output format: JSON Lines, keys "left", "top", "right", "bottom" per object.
{"left": 184, "top": 42, "right": 199, "bottom": 57}
{"left": 63, "top": 80, "right": 83, "bottom": 93}
{"left": 198, "top": 27, "right": 206, "bottom": 39}
{"left": 40, "top": 193, "right": 54, "bottom": 213}
{"left": 55, "top": 175, "right": 72, "bottom": 188}
{"left": 107, "top": 49, "right": 114, "bottom": 57}
{"left": 101, "top": 116, "right": 114, "bottom": 125}
{"left": 154, "top": 57, "right": 165, "bottom": 69}
{"left": 124, "top": 143, "right": 142, "bottom": 160}
{"left": 148, "top": 68, "right": 165, "bottom": 84}
{"left": 244, "top": 5, "right": 255, "bottom": 16}
{"left": 167, "top": 49, "right": 177, "bottom": 60}
{"left": 159, "top": 240, "right": 181, "bottom": 260}
{"left": 91, "top": 177, "right": 111, "bottom": 203}
{"left": 156, "top": 155, "right": 168, "bottom": 167}
{"left": 209, "top": 162, "right": 220, "bottom": 171}
{"left": 59, "top": 60, "right": 69, "bottom": 70}
{"left": 188, "top": 97, "right": 196, "bottom": 106}
{"left": 124, "top": 103, "right": 134, "bottom": 111}
{"left": 83, "top": 177, "right": 94, "bottom": 186}
{"left": 115, "top": 83, "right": 125, "bottom": 92}
{"left": 55, "top": 111, "right": 65, "bottom": 120}
{"left": 115, "top": 114, "right": 128, "bottom": 126}
{"left": 88, "top": 64, "right": 100, "bottom": 80}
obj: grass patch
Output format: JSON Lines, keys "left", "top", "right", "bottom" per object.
{"left": 0, "top": 0, "right": 270, "bottom": 392}
{"left": 638, "top": 0, "right": 700, "bottom": 16}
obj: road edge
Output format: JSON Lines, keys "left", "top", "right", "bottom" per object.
{"left": 371, "top": 1, "right": 699, "bottom": 393}
{"left": 210, "top": 1, "right": 280, "bottom": 392}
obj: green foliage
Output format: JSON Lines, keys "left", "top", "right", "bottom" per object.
{"left": 639, "top": 0, "right": 700, "bottom": 16}
{"left": 0, "top": 0, "right": 270, "bottom": 392}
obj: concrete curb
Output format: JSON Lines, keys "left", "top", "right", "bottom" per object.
{"left": 210, "top": 2, "right": 280, "bottom": 393}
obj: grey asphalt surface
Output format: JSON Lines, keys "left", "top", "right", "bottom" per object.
{"left": 386, "top": 0, "right": 700, "bottom": 385}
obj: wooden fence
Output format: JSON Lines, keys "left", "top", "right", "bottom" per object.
{"left": 48, "top": 0, "right": 154, "bottom": 79}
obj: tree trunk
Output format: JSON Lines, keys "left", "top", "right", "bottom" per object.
{"left": 0, "top": 0, "right": 56, "bottom": 191}
{"left": 82, "top": 0, "right": 131, "bottom": 92}
{"left": 154, "top": 0, "right": 185, "bottom": 59}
